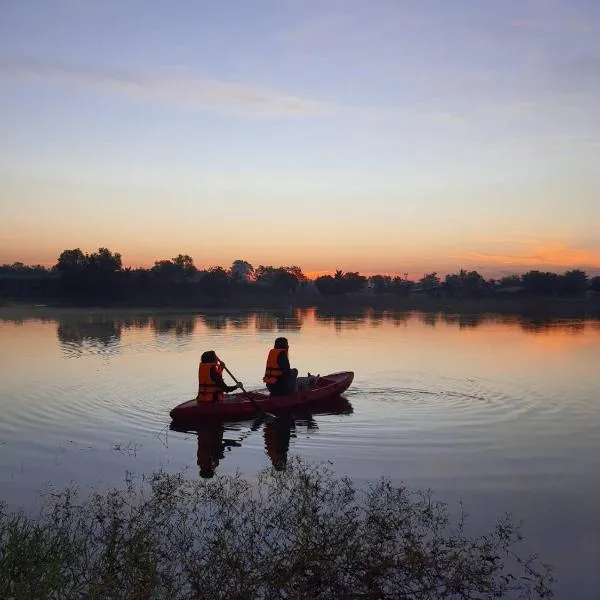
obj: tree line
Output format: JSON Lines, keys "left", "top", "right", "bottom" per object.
{"left": 1, "top": 247, "right": 599, "bottom": 305}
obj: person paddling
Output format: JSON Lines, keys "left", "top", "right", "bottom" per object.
{"left": 197, "top": 350, "right": 242, "bottom": 403}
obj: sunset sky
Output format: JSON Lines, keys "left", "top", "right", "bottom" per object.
{"left": 1, "top": 0, "right": 600, "bottom": 278}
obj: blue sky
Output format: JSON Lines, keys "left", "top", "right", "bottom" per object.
{"left": 1, "top": 0, "right": 600, "bottom": 275}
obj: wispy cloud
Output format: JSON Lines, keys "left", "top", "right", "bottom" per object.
{"left": 0, "top": 59, "right": 336, "bottom": 118}
{"left": 456, "top": 243, "right": 600, "bottom": 269}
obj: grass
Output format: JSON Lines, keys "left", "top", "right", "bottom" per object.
{"left": 0, "top": 460, "right": 554, "bottom": 599}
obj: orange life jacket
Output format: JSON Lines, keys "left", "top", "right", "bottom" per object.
{"left": 263, "top": 348, "right": 287, "bottom": 384}
{"left": 198, "top": 361, "right": 224, "bottom": 403}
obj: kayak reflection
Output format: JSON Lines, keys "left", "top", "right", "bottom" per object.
{"left": 170, "top": 395, "right": 353, "bottom": 478}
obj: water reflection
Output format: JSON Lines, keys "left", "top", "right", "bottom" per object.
{"left": 202, "top": 314, "right": 228, "bottom": 330}
{"left": 315, "top": 309, "right": 366, "bottom": 332}
{"left": 152, "top": 316, "right": 196, "bottom": 338}
{"left": 2, "top": 309, "right": 599, "bottom": 347}
{"left": 170, "top": 395, "right": 353, "bottom": 478}
{"left": 419, "top": 312, "right": 438, "bottom": 328}
{"left": 439, "top": 313, "right": 484, "bottom": 329}
{"left": 193, "top": 422, "right": 245, "bottom": 479}
{"left": 57, "top": 317, "right": 122, "bottom": 357}
{"left": 47, "top": 310, "right": 600, "bottom": 340}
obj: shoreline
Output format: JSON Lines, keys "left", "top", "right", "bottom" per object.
{"left": 1, "top": 294, "right": 600, "bottom": 320}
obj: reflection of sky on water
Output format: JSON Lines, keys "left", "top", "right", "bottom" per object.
{"left": 0, "top": 308, "right": 599, "bottom": 598}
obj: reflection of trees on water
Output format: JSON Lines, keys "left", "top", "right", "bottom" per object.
{"left": 388, "top": 310, "right": 410, "bottom": 326}
{"left": 315, "top": 309, "right": 367, "bottom": 331}
{"left": 276, "top": 314, "right": 302, "bottom": 331}
{"left": 255, "top": 313, "right": 278, "bottom": 331}
{"left": 518, "top": 318, "right": 586, "bottom": 335}
{"left": 57, "top": 318, "right": 122, "bottom": 357}
{"left": 152, "top": 316, "right": 196, "bottom": 338}
{"left": 368, "top": 309, "right": 386, "bottom": 327}
{"left": 202, "top": 315, "right": 228, "bottom": 330}
{"left": 440, "top": 313, "right": 484, "bottom": 329}
{"left": 419, "top": 312, "right": 439, "bottom": 328}
{"left": 255, "top": 311, "right": 302, "bottom": 331}
{"left": 229, "top": 313, "right": 252, "bottom": 330}
{"left": 121, "top": 316, "right": 152, "bottom": 330}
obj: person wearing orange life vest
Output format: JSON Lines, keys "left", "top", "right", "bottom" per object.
{"left": 197, "top": 350, "right": 242, "bottom": 403}
{"left": 263, "top": 337, "right": 298, "bottom": 396}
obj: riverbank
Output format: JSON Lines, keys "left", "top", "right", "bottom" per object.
{"left": 2, "top": 293, "right": 600, "bottom": 320}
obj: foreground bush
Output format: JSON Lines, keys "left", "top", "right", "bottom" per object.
{"left": 0, "top": 460, "right": 553, "bottom": 599}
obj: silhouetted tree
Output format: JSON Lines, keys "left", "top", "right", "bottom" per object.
{"left": 342, "top": 272, "right": 367, "bottom": 293}
{"left": 199, "top": 266, "right": 231, "bottom": 298}
{"left": 418, "top": 272, "right": 441, "bottom": 296}
{"left": 272, "top": 269, "right": 299, "bottom": 295}
{"left": 498, "top": 274, "right": 522, "bottom": 287}
{"left": 521, "top": 270, "right": 559, "bottom": 295}
{"left": 283, "top": 266, "right": 307, "bottom": 281}
{"left": 391, "top": 276, "right": 414, "bottom": 296}
{"left": 314, "top": 275, "right": 338, "bottom": 296}
{"left": 443, "top": 269, "right": 487, "bottom": 298}
{"left": 369, "top": 275, "right": 391, "bottom": 294}
{"left": 315, "top": 270, "right": 366, "bottom": 295}
{"left": 590, "top": 276, "right": 600, "bottom": 292}
{"left": 254, "top": 265, "right": 278, "bottom": 283}
{"left": 54, "top": 247, "right": 123, "bottom": 300}
{"left": 557, "top": 269, "right": 588, "bottom": 296}
{"left": 230, "top": 260, "right": 254, "bottom": 282}
{"left": 152, "top": 254, "right": 196, "bottom": 281}
{"left": 55, "top": 248, "right": 89, "bottom": 296}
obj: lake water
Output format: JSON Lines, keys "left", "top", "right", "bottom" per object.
{"left": 1, "top": 307, "right": 599, "bottom": 598}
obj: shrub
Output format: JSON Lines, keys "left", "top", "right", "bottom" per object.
{"left": 0, "top": 460, "right": 553, "bottom": 599}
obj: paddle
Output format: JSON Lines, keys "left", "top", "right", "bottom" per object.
{"left": 217, "top": 357, "right": 276, "bottom": 421}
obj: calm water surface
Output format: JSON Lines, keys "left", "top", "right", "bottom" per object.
{"left": 1, "top": 307, "right": 599, "bottom": 598}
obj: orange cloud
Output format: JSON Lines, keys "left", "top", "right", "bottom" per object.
{"left": 456, "top": 243, "right": 600, "bottom": 269}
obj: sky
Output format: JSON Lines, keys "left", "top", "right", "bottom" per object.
{"left": 1, "top": 0, "right": 600, "bottom": 278}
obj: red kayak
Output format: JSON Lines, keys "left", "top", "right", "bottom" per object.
{"left": 169, "top": 371, "right": 354, "bottom": 423}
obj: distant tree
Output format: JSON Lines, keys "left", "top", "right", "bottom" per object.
{"left": 521, "top": 270, "right": 559, "bottom": 295}
{"left": 282, "top": 266, "right": 307, "bottom": 281}
{"left": 272, "top": 269, "right": 300, "bottom": 295}
{"left": 342, "top": 272, "right": 367, "bottom": 294}
{"left": 56, "top": 248, "right": 87, "bottom": 275}
{"left": 86, "top": 248, "right": 123, "bottom": 299}
{"left": 590, "top": 276, "right": 600, "bottom": 292}
{"left": 498, "top": 274, "right": 522, "bottom": 287}
{"left": 199, "top": 266, "right": 231, "bottom": 298}
{"left": 151, "top": 254, "right": 196, "bottom": 281}
{"left": 369, "top": 275, "right": 391, "bottom": 295}
{"left": 254, "top": 265, "right": 278, "bottom": 283}
{"left": 54, "top": 247, "right": 122, "bottom": 300}
{"left": 557, "top": 269, "right": 588, "bottom": 296}
{"left": 418, "top": 272, "right": 441, "bottom": 296}
{"left": 315, "top": 270, "right": 366, "bottom": 295}
{"left": 172, "top": 254, "right": 197, "bottom": 276}
{"left": 0, "top": 262, "right": 50, "bottom": 276}
{"left": 230, "top": 260, "right": 254, "bottom": 282}
{"left": 314, "top": 275, "right": 338, "bottom": 296}
{"left": 443, "top": 270, "right": 487, "bottom": 298}
{"left": 88, "top": 248, "right": 122, "bottom": 274}
{"left": 55, "top": 248, "right": 89, "bottom": 295}
{"left": 391, "top": 276, "right": 414, "bottom": 296}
